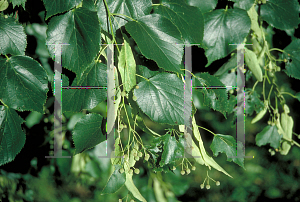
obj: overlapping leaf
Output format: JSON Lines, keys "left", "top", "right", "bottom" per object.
{"left": 101, "top": 165, "right": 125, "bottom": 194}
{"left": 0, "top": 56, "right": 48, "bottom": 113}
{"left": 231, "top": 0, "right": 255, "bottom": 11}
{"left": 210, "top": 134, "right": 245, "bottom": 169}
{"left": 159, "top": 132, "right": 184, "bottom": 167}
{"left": 125, "top": 14, "right": 184, "bottom": 74}
{"left": 42, "top": 0, "right": 82, "bottom": 20}
{"left": 136, "top": 65, "right": 159, "bottom": 83}
{"left": 260, "top": 0, "right": 300, "bottom": 30}
{"left": 134, "top": 73, "right": 185, "bottom": 125}
{"left": 0, "top": 16, "right": 26, "bottom": 55}
{"left": 46, "top": 7, "right": 100, "bottom": 81}
{"left": 186, "top": 0, "right": 217, "bottom": 14}
{"left": 280, "top": 39, "right": 300, "bottom": 80}
{"left": 192, "top": 116, "right": 233, "bottom": 178}
{"left": 202, "top": 8, "right": 251, "bottom": 67}
{"left": 72, "top": 113, "right": 106, "bottom": 154}
{"left": 193, "top": 72, "right": 229, "bottom": 117}
{"left": 153, "top": 0, "right": 204, "bottom": 45}
{"left": 255, "top": 125, "right": 282, "bottom": 149}
{"left": 60, "top": 61, "right": 107, "bottom": 113}
{"left": 0, "top": 106, "right": 26, "bottom": 166}
{"left": 95, "top": 0, "right": 152, "bottom": 34}
{"left": 245, "top": 88, "right": 264, "bottom": 116}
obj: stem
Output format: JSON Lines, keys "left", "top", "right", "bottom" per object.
{"left": 136, "top": 74, "right": 149, "bottom": 81}
{"left": 282, "top": 137, "right": 300, "bottom": 148}
{"left": 263, "top": 70, "right": 266, "bottom": 101}
{"left": 103, "top": 0, "right": 120, "bottom": 53}
{"left": 269, "top": 48, "right": 285, "bottom": 53}
{"left": 267, "top": 85, "right": 273, "bottom": 102}
{"left": 251, "top": 80, "right": 259, "bottom": 93}
{"left": 280, "top": 92, "right": 296, "bottom": 98}
{"left": 110, "top": 13, "right": 136, "bottom": 21}
{"left": 197, "top": 125, "right": 216, "bottom": 136}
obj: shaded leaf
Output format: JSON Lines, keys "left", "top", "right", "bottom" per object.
{"left": 42, "top": 0, "right": 82, "bottom": 20}
{"left": 192, "top": 116, "right": 233, "bottom": 178}
{"left": 0, "top": 106, "right": 26, "bottom": 166}
{"left": 60, "top": 61, "right": 107, "bottom": 113}
{"left": 95, "top": 0, "right": 152, "bottom": 34}
{"left": 260, "top": 0, "right": 300, "bottom": 30}
{"left": 210, "top": 134, "right": 245, "bottom": 169}
{"left": 136, "top": 65, "right": 159, "bottom": 83}
{"left": 72, "top": 113, "right": 106, "bottom": 154}
{"left": 245, "top": 88, "right": 264, "bottom": 116}
{"left": 281, "top": 39, "right": 300, "bottom": 80}
{"left": 193, "top": 72, "right": 229, "bottom": 118}
{"left": 186, "top": 0, "right": 217, "bottom": 14}
{"left": 102, "top": 164, "right": 125, "bottom": 194}
{"left": 231, "top": 0, "right": 255, "bottom": 11}
{"left": 255, "top": 125, "right": 282, "bottom": 149}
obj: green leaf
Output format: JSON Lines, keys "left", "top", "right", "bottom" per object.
{"left": 260, "top": 0, "right": 300, "bottom": 30}
{"left": 61, "top": 61, "right": 107, "bottom": 113}
{"left": 102, "top": 164, "right": 126, "bottom": 194}
{"left": 56, "top": 150, "right": 72, "bottom": 176}
{"left": 136, "top": 65, "right": 159, "bottom": 83}
{"left": 125, "top": 14, "right": 184, "bottom": 74}
{"left": 185, "top": 0, "right": 217, "bottom": 14}
{"left": 255, "top": 125, "right": 282, "bottom": 149}
{"left": 46, "top": 7, "right": 100, "bottom": 82}
{"left": 214, "top": 53, "right": 237, "bottom": 77}
{"left": 72, "top": 113, "right": 106, "bottom": 154}
{"left": 231, "top": 0, "right": 255, "bottom": 11}
{"left": 281, "top": 39, "right": 300, "bottom": 80}
{"left": 202, "top": 8, "right": 251, "bottom": 67}
{"left": 159, "top": 132, "right": 184, "bottom": 167}
{"left": 0, "top": 106, "right": 26, "bottom": 166}
{"left": 95, "top": 0, "right": 152, "bottom": 34}
{"left": 0, "top": 16, "right": 27, "bottom": 55}
{"left": 193, "top": 72, "right": 229, "bottom": 118}
{"left": 210, "top": 134, "right": 245, "bottom": 169}
{"left": 0, "top": 56, "right": 49, "bottom": 113}
{"left": 25, "top": 111, "right": 43, "bottom": 129}
{"left": 295, "top": 92, "right": 300, "bottom": 102}
{"left": 42, "top": 0, "right": 82, "bottom": 20}
{"left": 9, "top": 0, "right": 26, "bottom": 9}
{"left": 192, "top": 116, "right": 233, "bottom": 178}
{"left": 153, "top": 0, "right": 204, "bottom": 45}
{"left": 245, "top": 89, "right": 264, "bottom": 116}
{"left": 134, "top": 73, "right": 185, "bottom": 125}
{"left": 118, "top": 34, "right": 136, "bottom": 92}
{"left": 0, "top": 0, "right": 9, "bottom": 11}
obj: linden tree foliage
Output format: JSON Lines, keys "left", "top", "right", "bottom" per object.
{"left": 1, "top": 0, "right": 300, "bottom": 201}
